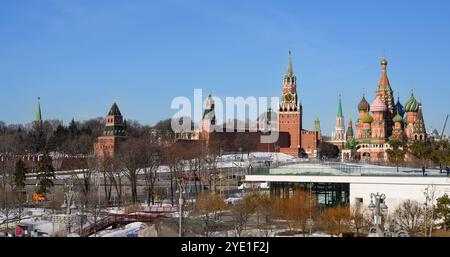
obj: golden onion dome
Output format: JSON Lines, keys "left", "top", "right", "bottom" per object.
{"left": 361, "top": 112, "right": 373, "bottom": 123}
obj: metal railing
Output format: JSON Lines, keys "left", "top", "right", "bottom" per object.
{"left": 248, "top": 161, "right": 449, "bottom": 177}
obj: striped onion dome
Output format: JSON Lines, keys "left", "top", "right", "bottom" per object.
{"left": 370, "top": 96, "right": 387, "bottom": 112}
{"left": 404, "top": 93, "right": 420, "bottom": 113}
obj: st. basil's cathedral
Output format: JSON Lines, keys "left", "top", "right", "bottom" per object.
{"left": 340, "top": 58, "right": 427, "bottom": 161}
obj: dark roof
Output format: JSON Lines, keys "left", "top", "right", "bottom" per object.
{"left": 108, "top": 102, "right": 122, "bottom": 116}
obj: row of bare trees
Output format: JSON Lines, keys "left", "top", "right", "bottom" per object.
{"left": 187, "top": 190, "right": 450, "bottom": 237}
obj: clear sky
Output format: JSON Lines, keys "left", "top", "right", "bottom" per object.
{"left": 0, "top": 0, "right": 449, "bottom": 136}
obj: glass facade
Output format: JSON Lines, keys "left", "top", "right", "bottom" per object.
{"left": 269, "top": 182, "right": 350, "bottom": 208}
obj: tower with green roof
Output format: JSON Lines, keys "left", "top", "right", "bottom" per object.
{"left": 94, "top": 101, "right": 127, "bottom": 158}
{"left": 344, "top": 119, "right": 355, "bottom": 149}
{"left": 332, "top": 94, "right": 345, "bottom": 147}
{"left": 314, "top": 116, "right": 321, "bottom": 139}
{"left": 33, "top": 97, "right": 43, "bottom": 128}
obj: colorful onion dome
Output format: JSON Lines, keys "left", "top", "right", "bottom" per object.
{"left": 370, "top": 96, "right": 387, "bottom": 112}
{"left": 394, "top": 97, "right": 404, "bottom": 117}
{"left": 393, "top": 113, "right": 403, "bottom": 123}
{"left": 404, "top": 93, "right": 420, "bottom": 113}
{"left": 361, "top": 112, "right": 373, "bottom": 123}
{"left": 358, "top": 96, "right": 370, "bottom": 112}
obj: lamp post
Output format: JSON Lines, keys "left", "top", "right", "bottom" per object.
{"left": 61, "top": 176, "right": 77, "bottom": 236}
{"left": 423, "top": 185, "right": 435, "bottom": 237}
{"left": 178, "top": 178, "right": 186, "bottom": 237}
{"left": 306, "top": 181, "right": 314, "bottom": 236}
{"left": 368, "top": 192, "right": 388, "bottom": 237}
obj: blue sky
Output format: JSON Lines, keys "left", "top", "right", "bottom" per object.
{"left": 0, "top": 0, "right": 449, "bottom": 136}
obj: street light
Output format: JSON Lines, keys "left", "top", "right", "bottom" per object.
{"left": 178, "top": 179, "right": 187, "bottom": 237}
{"left": 368, "top": 192, "right": 387, "bottom": 237}
{"left": 423, "top": 185, "right": 435, "bottom": 237}
{"left": 61, "top": 176, "right": 78, "bottom": 236}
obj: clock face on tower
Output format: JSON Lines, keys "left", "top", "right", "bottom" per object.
{"left": 284, "top": 93, "right": 293, "bottom": 102}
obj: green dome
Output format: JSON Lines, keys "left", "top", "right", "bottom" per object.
{"left": 404, "top": 93, "right": 420, "bottom": 112}
{"left": 393, "top": 113, "right": 403, "bottom": 123}
{"left": 361, "top": 113, "right": 373, "bottom": 123}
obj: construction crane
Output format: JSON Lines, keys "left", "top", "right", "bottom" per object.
{"left": 441, "top": 114, "right": 449, "bottom": 140}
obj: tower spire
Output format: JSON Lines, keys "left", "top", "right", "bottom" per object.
{"left": 35, "top": 97, "right": 42, "bottom": 122}
{"left": 379, "top": 57, "right": 391, "bottom": 89}
{"left": 337, "top": 94, "right": 343, "bottom": 117}
{"left": 285, "top": 50, "right": 294, "bottom": 78}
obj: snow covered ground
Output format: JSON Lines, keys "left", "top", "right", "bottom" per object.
{"left": 95, "top": 222, "right": 147, "bottom": 237}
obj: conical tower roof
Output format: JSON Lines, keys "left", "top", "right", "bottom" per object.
{"left": 284, "top": 50, "right": 295, "bottom": 78}
{"left": 378, "top": 57, "right": 391, "bottom": 90}
{"left": 203, "top": 93, "right": 215, "bottom": 119}
{"left": 108, "top": 102, "right": 122, "bottom": 116}
{"left": 35, "top": 97, "right": 42, "bottom": 121}
{"left": 413, "top": 105, "right": 426, "bottom": 134}
{"left": 337, "top": 94, "right": 343, "bottom": 117}
{"left": 314, "top": 116, "right": 321, "bottom": 133}
{"left": 346, "top": 119, "right": 354, "bottom": 137}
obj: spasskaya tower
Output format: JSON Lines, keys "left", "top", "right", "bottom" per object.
{"left": 278, "top": 51, "right": 303, "bottom": 156}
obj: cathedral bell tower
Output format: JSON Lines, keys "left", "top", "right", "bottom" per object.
{"left": 376, "top": 58, "right": 395, "bottom": 136}
{"left": 278, "top": 51, "right": 302, "bottom": 157}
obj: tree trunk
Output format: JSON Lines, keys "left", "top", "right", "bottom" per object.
{"left": 170, "top": 174, "right": 174, "bottom": 206}
{"left": 149, "top": 180, "right": 156, "bottom": 205}
{"left": 130, "top": 174, "right": 137, "bottom": 204}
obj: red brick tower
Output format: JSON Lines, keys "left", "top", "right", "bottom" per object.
{"left": 94, "top": 102, "right": 127, "bottom": 159}
{"left": 278, "top": 51, "right": 302, "bottom": 157}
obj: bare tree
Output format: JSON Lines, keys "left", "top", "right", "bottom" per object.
{"left": 193, "top": 192, "right": 228, "bottom": 236}
{"left": 231, "top": 192, "right": 259, "bottom": 236}
{"left": 322, "top": 205, "right": 353, "bottom": 237}
{"left": 98, "top": 154, "right": 113, "bottom": 204}
{"left": 117, "top": 138, "right": 146, "bottom": 204}
{"left": 254, "top": 193, "right": 277, "bottom": 237}
{"left": 392, "top": 200, "right": 425, "bottom": 237}
{"left": 184, "top": 143, "right": 206, "bottom": 195}
{"left": 164, "top": 144, "right": 187, "bottom": 205}
{"left": 284, "top": 190, "right": 319, "bottom": 236}
{"left": 142, "top": 136, "right": 162, "bottom": 206}
{"left": 0, "top": 158, "right": 16, "bottom": 231}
